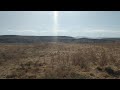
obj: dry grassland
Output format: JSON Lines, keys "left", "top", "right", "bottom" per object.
{"left": 0, "top": 42, "right": 120, "bottom": 79}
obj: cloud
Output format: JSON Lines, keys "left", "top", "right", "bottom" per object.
{"left": 6, "top": 28, "right": 120, "bottom": 37}
{"left": 7, "top": 29, "right": 37, "bottom": 33}
{"left": 82, "top": 28, "right": 120, "bottom": 33}
{"left": 56, "top": 29, "right": 67, "bottom": 32}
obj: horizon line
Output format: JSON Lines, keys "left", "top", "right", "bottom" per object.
{"left": 0, "top": 35, "right": 120, "bottom": 39}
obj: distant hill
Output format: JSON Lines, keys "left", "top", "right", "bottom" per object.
{"left": 0, "top": 35, "right": 120, "bottom": 44}
{"left": 0, "top": 35, "right": 75, "bottom": 43}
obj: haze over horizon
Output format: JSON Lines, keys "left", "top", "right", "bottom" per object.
{"left": 0, "top": 11, "right": 120, "bottom": 38}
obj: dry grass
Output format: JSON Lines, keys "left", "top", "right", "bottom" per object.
{"left": 0, "top": 42, "right": 120, "bottom": 79}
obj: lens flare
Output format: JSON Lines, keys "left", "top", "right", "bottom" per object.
{"left": 53, "top": 11, "right": 58, "bottom": 36}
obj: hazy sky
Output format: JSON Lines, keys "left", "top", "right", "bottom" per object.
{"left": 0, "top": 11, "right": 120, "bottom": 38}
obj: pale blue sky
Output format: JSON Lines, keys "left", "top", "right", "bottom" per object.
{"left": 0, "top": 11, "right": 120, "bottom": 38}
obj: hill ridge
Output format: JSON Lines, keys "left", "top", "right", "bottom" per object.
{"left": 0, "top": 35, "right": 120, "bottom": 43}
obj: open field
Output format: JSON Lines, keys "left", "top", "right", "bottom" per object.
{"left": 0, "top": 42, "right": 120, "bottom": 79}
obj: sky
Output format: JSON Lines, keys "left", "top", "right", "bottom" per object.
{"left": 0, "top": 11, "right": 120, "bottom": 38}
